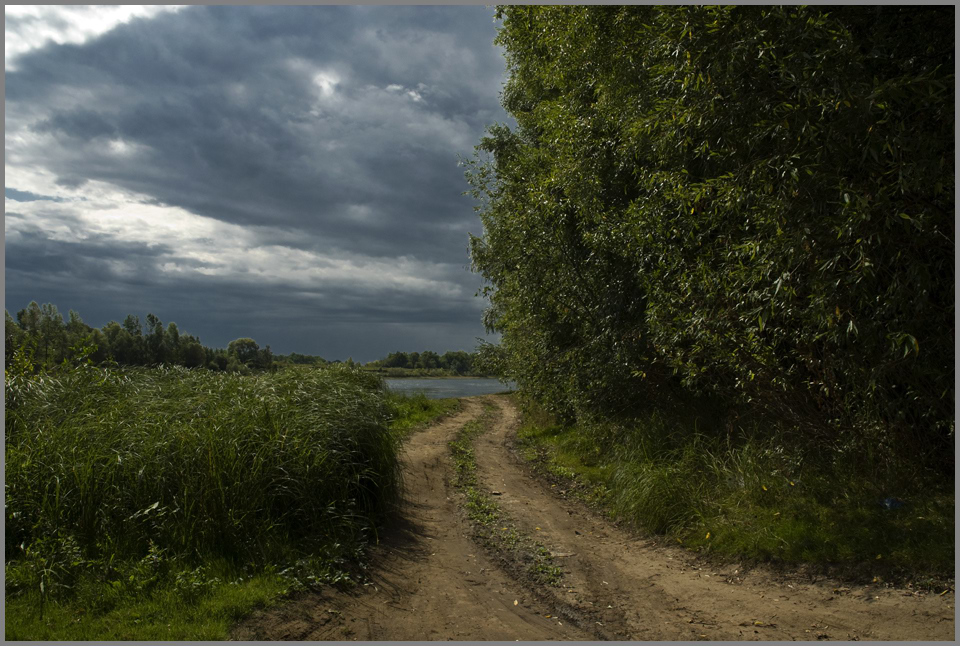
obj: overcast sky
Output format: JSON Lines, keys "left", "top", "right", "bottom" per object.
{"left": 5, "top": 5, "right": 510, "bottom": 361}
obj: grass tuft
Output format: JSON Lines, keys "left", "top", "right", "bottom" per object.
{"left": 386, "top": 392, "right": 460, "bottom": 436}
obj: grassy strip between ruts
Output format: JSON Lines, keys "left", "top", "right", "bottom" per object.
{"left": 512, "top": 395, "right": 954, "bottom": 591}
{"left": 449, "top": 402, "right": 562, "bottom": 586}
{"left": 5, "top": 361, "right": 458, "bottom": 641}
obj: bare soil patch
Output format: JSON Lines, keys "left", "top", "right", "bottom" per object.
{"left": 233, "top": 395, "right": 954, "bottom": 641}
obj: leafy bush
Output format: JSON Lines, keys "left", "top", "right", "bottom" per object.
{"left": 469, "top": 5, "right": 954, "bottom": 474}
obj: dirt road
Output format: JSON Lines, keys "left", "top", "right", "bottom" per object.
{"left": 233, "top": 395, "right": 954, "bottom": 641}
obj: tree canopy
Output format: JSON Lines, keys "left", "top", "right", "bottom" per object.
{"left": 468, "top": 6, "right": 954, "bottom": 467}
{"left": 5, "top": 302, "right": 273, "bottom": 374}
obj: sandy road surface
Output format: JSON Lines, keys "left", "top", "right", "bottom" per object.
{"left": 232, "top": 399, "right": 592, "bottom": 640}
{"left": 233, "top": 395, "right": 954, "bottom": 641}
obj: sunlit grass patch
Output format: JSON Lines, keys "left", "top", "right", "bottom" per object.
{"left": 387, "top": 392, "right": 460, "bottom": 435}
{"left": 5, "top": 563, "right": 288, "bottom": 641}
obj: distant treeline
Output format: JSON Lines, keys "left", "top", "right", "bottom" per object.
{"left": 273, "top": 352, "right": 329, "bottom": 366}
{"left": 5, "top": 301, "right": 273, "bottom": 374}
{"left": 365, "top": 350, "right": 487, "bottom": 376}
{"left": 4, "top": 302, "right": 489, "bottom": 378}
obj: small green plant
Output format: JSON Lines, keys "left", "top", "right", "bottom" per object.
{"left": 174, "top": 566, "right": 221, "bottom": 602}
{"left": 6, "top": 533, "right": 85, "bottom": 618}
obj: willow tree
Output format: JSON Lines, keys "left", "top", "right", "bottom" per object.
{"left": 468, "top": 6, "right": 954, "bottom": 467}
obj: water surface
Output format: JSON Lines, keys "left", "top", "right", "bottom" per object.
{"left": 384, "top": 377, "right": 515, "bottom": 399}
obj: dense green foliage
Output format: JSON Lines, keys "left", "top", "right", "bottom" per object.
{"left": 6, "top": 364, "right": 397, "bottom": 566}
{"left": 5, "top": 363, "right": 403, "bottom": 632}
{"left": 468, "top": 6, "right": 954, "bottom": 475}
{"left": 5, "top": 360, "right": 457, "bottom": 639}
{"left": 6, "top": 302, "right": 273, "bottom": 373}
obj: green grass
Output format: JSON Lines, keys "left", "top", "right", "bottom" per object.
{"left": 5, "top": 363, "right": 457, "bottom": 640}
{"left": 514, "top": 396, "right": 954, "bottom": 586}
{"left": 449, "top": 405, "right": 562, "bottom": 586}
{"left": 5, "top": 562, "right": 289, "bottom": 640}
{"left": 387, "top": 392, "right": 460, "bottom": 435}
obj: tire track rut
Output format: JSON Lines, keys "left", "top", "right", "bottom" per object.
{"left": 472, "top": 394, "right": 954, "bottom": 641}
{"left": 232, "top": 398, "right": 593, "bottom": 641}
{"left": 233, "top": 394, "right": 954, "bottom": 641}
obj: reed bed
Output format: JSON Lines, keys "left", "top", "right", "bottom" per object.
{"left": 5, "top": 363, "right": 401, "bottom": 601}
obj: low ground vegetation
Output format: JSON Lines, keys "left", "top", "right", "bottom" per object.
{"left": 514, "top": 396, "right": 953, "bottom": 586}
{"left": 389, "top": 392, "right": 460, "bottom": 434}
{"left": 4, "top": 359, "right": 455, "bottom": 640}
{"left": 449, "top": 405, "right": 562, "bottom": 586}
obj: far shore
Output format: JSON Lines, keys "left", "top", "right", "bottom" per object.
{"left": 375, "top": 373, "right": 500, "bottom": 380}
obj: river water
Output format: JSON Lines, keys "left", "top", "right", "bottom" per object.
{"left": 384, "top": 377, "right": 515, "bottom": 399}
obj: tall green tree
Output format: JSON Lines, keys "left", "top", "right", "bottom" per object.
{"left": 15, "top": 302, "right": 42, "bottom": 335}
{"left": 469, "top": 6, "right": 954, "bottom": 464}
{"left": 418, "top": 351, "right": 441, "bottom": 370}
{"left": 440, "top": 350, "right": 472, "bottom": 374}
{"left": 227, "top": 338, "right": 261, "bottom": 366}
{"left": 382, "top": 351, "right": 409, "bottom": 368}
{"left": 38, "top": 303, "right": 66, "bottom": 364}
{"left": 181, "top": 339, "right": 206, "bottom": 368}
{"left": 145, "top": 313, "right": 165, "bottom": 364}
{"left": 163, "top": 322, "right": 181, "bottom": 362}
{"left": 122, "top": 314, "right": 142, "bottom": 338}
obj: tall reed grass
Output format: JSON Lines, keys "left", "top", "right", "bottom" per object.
{"left": 5, "top": 363, "right": 401, "bottom": 599}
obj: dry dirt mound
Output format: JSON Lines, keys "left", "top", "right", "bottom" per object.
{"left": 232, "top": 395, "right": 954, "bottom": 641}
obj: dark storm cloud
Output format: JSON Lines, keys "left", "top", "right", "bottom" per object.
{"left": 35, "top": 108, "right": 118, "bottom": 140}
{"left": 4, "top": 220, "right": 487, "bottom": 360}
{"left": 6, "top": 5, "right": 506, "bottom": 262}
{"left": 5, "top": 210, "right": 175, "bottom": 289}
{"left": 5, "top": 5, "right": 507, "bottom": 358}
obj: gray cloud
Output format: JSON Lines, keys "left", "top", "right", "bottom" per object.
{"left": 5, "top": 6, "right": 506, "bottom": 359}
{"left": 5, "top": 188, "right": 66, "bottom": 202}
{"left": 5, "top": 226, "right": 487, "bottom": 359}
{"left": 7, "top": 6, "right": 504, "bottom": 260}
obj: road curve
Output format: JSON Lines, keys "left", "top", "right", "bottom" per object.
{"left": 233, "top": 395, "right": 955, "bottom": 641}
